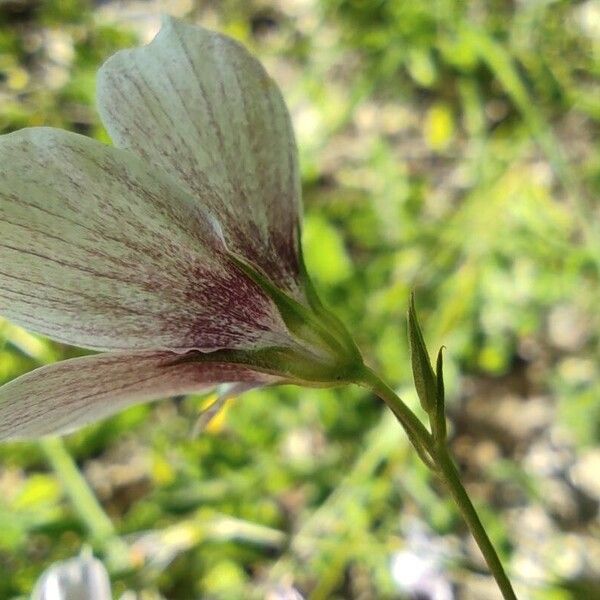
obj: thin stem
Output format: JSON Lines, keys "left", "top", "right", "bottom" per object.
{"left": 357, "top": 367, "right": 517, "bottom": 600}
{"left": 357, "top": 366, "right": 435, "bottom": 468}
{"left": 434, "top": 445, "right": 517, "bottom": 600}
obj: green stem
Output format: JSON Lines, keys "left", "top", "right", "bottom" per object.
{"left": 40, "top": 437, "right": 131, "bottom": 572}
{"left": 357, "top": 366, "right": 435, "bottom": 468}
{"left": 434, "top": 444, "right": 517, "bottom": 600}
{"left": 357, "top": 367, "right": 517, "bottom": 600}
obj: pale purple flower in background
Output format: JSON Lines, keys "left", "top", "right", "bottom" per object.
{"left": 390, "top": 522, "right": 454, "bottom": 600}
{"left": 265, "top": 584, "right": 305, "bottom": 600}
{"left": 0, "top": 17, "right": 361, "bottom": 440}
{"left": 32, "top": 553, "right": 112, "bottom": 600}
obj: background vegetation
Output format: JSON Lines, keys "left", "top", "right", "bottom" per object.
{"left": 0, "top": 0, "right": 599, "bottom": 598}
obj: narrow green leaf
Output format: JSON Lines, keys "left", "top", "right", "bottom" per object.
{"left": 407, "top": 293, "right": 437, "bottom": 414}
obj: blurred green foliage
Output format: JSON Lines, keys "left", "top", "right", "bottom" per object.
{"left": 0, "top": 0, "right": 599, "bottom": 598}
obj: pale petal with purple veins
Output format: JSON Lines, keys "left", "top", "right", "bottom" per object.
{"left": 97, "top": 16, "right": 304, "bottom": 302}
{"left": 0, "top": 352, "right": 275, "bottom": 440}
{"left": 0, "top": 127, "right": 294, "bottom": 352}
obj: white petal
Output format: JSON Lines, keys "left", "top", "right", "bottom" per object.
{"left": 97, "top": 17, "right": 304, "bottom": 301}
{"left": 32, "top": 554, "right": 112, "bottom": 600}
{"left": 0, "top": 352, "right": 275, "bottom": 440}
{"left": 0, "top": 127, "right": 294, "bottom": 352}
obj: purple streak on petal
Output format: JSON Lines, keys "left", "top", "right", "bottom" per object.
{"left": 0, "top": 351, "right": 278, "bottom": 440}
{"left": 0, "top": 128, "right": 296, "bottom": 352}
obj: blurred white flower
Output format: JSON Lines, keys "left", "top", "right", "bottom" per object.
{"left": 32, "top": 553, "right": 112, "bottom": 600}
{"left": 390, "top": 522, "right": 453, "bottom": 600}
{"left": 265, "top": 583, "right": 305, "bottom": 600}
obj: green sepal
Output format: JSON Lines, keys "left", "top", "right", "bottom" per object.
{"left": 296, "top": 232, "right": 361, "bottom": 360}
{"left": 228, "top": 252, "right": 343, "bottom": 354}
{"left": 227, "top": 251, "right": 363, "bottom": 376}
{"left": 407, "top": 293, "right": 437, "bottom": 414}
{"left": 166, "top": 345, "right": 359, "bottom": 387}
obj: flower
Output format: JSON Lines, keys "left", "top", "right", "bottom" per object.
{"left": 0, "top": 17, "right": 362, "bottom": 440}
{"left": 390, "top": 521, "right": 453, "bottom": 600}
{"left": 32, "top": 552, "right": 112, "bottom": 600}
